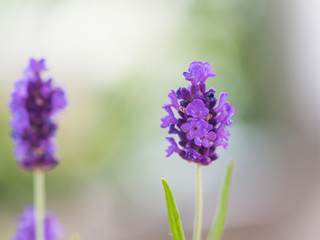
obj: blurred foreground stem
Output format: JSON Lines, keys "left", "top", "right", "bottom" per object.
{"left": 34, "top": 170, "right": 46, "bottom": 240}
{"left": 193, "top": 164, "right": 203, "bottom": 240}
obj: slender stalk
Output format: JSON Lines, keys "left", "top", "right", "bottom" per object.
{"left": 34, "top": 170, "right": 46, "bottom": 240}
{"left": 193, "top": 164, "right": 203, "bottom": 240}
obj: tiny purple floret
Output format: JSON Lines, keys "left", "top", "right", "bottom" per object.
{"left": 185, "top": 149, "right": 201, "bottom": 162}
{"left": 181, "top": 120, "right": 209, "bottom": 140}
{"left": 168, "top": 90, "right": 180, "bottom": 110}
{"left": 165, "top": 137, "right": 181, "bottom": 157}
{"left": 185, "top": 99, "right": 209, "bottom": 120}
{"left": 161, "top": 105, "right": 178, "bottom": 128}
{"left": 183, "top": 61, "right": 217, "bottom": 85}
{"left": 194, "top": 131, "right": 217, "bottom": 148}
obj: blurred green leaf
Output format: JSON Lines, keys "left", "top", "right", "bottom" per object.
{"left": 161, "top": 178, "right": 185, "bottom": 240}
{"left": 71, "top": 234, "right": 81, "bottom": 240}
{"left": 207, "top": 160, "right": 234, "bottom": 240}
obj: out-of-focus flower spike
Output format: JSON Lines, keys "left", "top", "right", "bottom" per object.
{"left": 9, "top": 58, "right": 67, "bottom": 171}
{"left": 11, "top": 205, "right": 63, "bottom": 240}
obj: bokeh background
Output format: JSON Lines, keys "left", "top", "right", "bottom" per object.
{"left": 0, "top": 0, "right": 319, "bottom": 239}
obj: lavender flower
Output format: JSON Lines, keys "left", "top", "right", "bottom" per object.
{"left": 9, "top": 59, "right": 67, "bottom": 171}
{"left": 11, "top": 205, "right": 62, "bottom": 240}
{"left": 161, "top": 61, "right": 235, "bottom": 165}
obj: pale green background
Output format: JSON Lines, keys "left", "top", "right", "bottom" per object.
{"left": 0, "top": 0, "right": 319, "bottom": 239}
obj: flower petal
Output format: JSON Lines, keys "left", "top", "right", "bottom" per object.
{"left": 194, "top": 137, "right": 202, "bottom": 146}
{"left": 202, "top": 138, "right": 210, "bottom": 148}
{"left": 187, "top": 129, "right": 196, "bottom": 140}
{"left": 181, "top": 122, "right": 191, "bottom": 131}
{"left": 206, "top": 131, "right": 217, "bottom": 140}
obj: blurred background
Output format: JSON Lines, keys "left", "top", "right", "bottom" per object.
{"left": 0, "top": 0, "right": 319, "bottom": 239}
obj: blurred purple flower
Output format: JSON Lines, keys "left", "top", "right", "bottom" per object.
{"left": 161, "top": 61, "right": 234, "bottom": 165}
{"left": 9, "top": 59, "right": 67, "bottom": 171}
{"left": 11, "top": 205, "right": 63, "bottom": 240}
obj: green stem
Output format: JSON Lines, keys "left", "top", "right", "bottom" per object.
{"left": 34, "top": 170, "right": 46, "bottom": 240}
{"left": 193, "top": 164, "right": 203, "bottom": 240}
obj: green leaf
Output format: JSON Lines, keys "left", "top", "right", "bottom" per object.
{"left": 71, "top": 234, "right": 81, "bottom": 240}
{"left": 161, "top": 178, "right": 186, "bottom": 240}
{"left": 207, "top": 160, "right": 234, "bottom": 240}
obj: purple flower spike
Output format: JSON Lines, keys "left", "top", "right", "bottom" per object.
{"left": 186, "top": 99, "right": 209, "bottom": 120}
{"left": 183, "top": 61, "right": 217, "bottom": 85}
{"left": 11, "top": 205, "right": 63, "bottom": 240}
{"left": 161, "top": 61, "right": 234, "bottom": 166}
{"left": 9, "top": 59, "right": 67, "bottom": 171}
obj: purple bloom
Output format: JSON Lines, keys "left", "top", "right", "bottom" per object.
{"left": 29, "top": 59, "right": 47, "bottom": 72}
{"left": 161, "top": 105, "right": 178, "bottom": 128}
{"left": 185, "top": 99, "right": 209, "bottom": 120}
{"left": 165, "top": 137, "right": 181, "bottom": 157}
{"left": 183, "top": 61, "right": 217, "bottom": 85}
{"left": 11, "top": 205, "right": 63, "bottom": 240}
{"left": 168, "top": 90, "right": 180, "bottom": 110}
{"left": 215, "top": 101, "right": 235, "bottom": 149}
{"left": 9, "top": 59, "right": 67, "bottom": 171}
{"left": 194, "top": 131, "right": 216, "bottom": 148}
{"left": 185, "top": 149, "right": 201, "bottom": 162}
{"left": 181, "top": 120, "right": 209, "bottom": 140}
{"left": 161, "top": 61, "right": 234, "bottom": 165}
{"left": 206, "top": 89, "right": 216, "bottom": 102}
{"left": 215, "top": 92, "right": 228, "bottom": 113}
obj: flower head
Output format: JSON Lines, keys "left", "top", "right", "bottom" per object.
{"left": 11, "top": 205, "right": 63, "bottom": 240}
{"left": 161, "top": 61, "right": 234, "bottom": 166}
{"left": 9, "top": 59, "right": 67, "bottom": 171}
